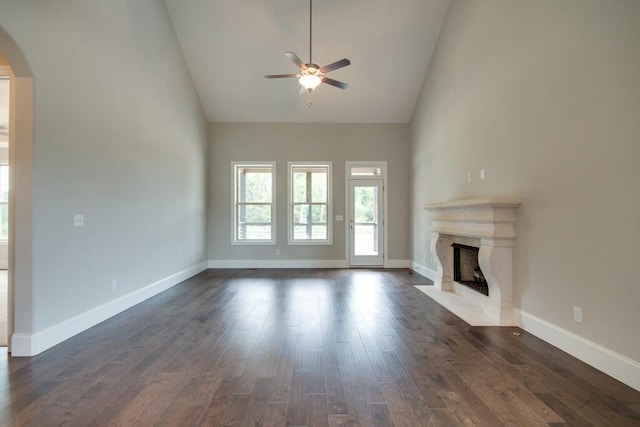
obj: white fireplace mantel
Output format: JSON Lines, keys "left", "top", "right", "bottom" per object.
{"left": 424, "top": 197, "right": 521, "bottom": 325}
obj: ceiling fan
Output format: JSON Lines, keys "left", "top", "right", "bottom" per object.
{"left": 264, "top": 0, "right": 351, "bottom": 94}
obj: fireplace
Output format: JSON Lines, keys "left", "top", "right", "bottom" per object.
{"left": 452, "top": 244, "right": 488, "bottom": 296}
{"left": 424, "top": 197, "right": 521, "bottom": 325}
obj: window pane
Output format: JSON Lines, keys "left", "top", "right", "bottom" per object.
{"left": 238, "top": 169, "right": 272, "bottom": 203}
{"left": 293, "top": 204, "right": 309, "bottom": 224}
{"left": 350, "top": 166, "right": 381, "bottom": 176}
{"left": 354, "top": 224, "right": 378, "bottom": 255}
{"left": 311, "top": 224, "right": 326, "bottom": 240}
{"left": 237, "top": 202, "right": 272, "bottom": 241}
{"left": 311, "top": 172, "right": 327, "bottom": 202}
{"left": 311, "top": 204, "right": 326, "bottom": 223}
{"left": 293, "top": 172, "right": 307, "bottom": 203}
{"left": 244, "top": 225, "right": 271, "bottom": 240}
{"left": 353, "top": 186, "right": 378, "bottom": 255}
{"left": 0, "top": 204, "right": 7, "bottom": 240}
{"left": 240, "top": 204, "right": 271, "bottom": 224}
{"left": 354, "top": 187, "right": 376, "bottom": 222}
{"left": 294, "top": 225, "right": 309, "bottom": 240}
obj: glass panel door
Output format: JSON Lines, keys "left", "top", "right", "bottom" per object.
{"left": 349, "top": 179, "right": 383, "bottom": 266}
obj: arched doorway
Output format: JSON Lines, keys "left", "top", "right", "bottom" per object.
{"left": 0, "top": 28, "right": 35, "bottom": 356}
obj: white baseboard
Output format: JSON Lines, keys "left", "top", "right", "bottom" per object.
{"left": 10, "top": 262, "right": 208, "bottom": 357}
{"left": 384, "top": 259, "right": 411, "bottom": 268}
{"left": 410, "top": 261, "right": 437, "bottom": 281}
{"left": 208, "top": 259, "right": 413, "bottom": 269}
{"left": 516, "top": 309, "right": 640, "bottom": 392}
{"left": 208, "top": 259, "right": 349, "bottom": 269}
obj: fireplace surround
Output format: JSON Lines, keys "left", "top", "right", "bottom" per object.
{"left": 424, "top": 197, "right": 521, "bottom": 325}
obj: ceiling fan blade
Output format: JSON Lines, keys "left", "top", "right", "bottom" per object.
{"left": 319, "top": 58, "right": 351, "bottom": 73}
{"left": 322, "top": 77, "right": 349, "bottom": 90}
{"left": 264, "top": 74, "right": 299, "bottom": 79}
{"left": 285, "top": 52, "right": 307, "bottom": 70}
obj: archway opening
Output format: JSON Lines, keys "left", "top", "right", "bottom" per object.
{"left": 0, "top": 28, "right": 35, "bottom": 356}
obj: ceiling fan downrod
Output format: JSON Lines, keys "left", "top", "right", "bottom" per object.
{"left": 309, "top": 0, "right": 313, "bottom": 64}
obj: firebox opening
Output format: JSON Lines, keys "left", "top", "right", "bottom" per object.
{"left": 452, "top": 243, "right": 488, "bottom": 296}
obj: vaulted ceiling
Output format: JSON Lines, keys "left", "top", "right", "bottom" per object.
{"left": 164, "top": 0, "right": 450, "bottom": 123}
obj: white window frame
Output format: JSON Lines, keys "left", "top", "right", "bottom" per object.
{"left": 231, "top": 161, "right": 276, "bottom": 245}
{"left": 288, "top": 161, "right": 332, "bottom": 245}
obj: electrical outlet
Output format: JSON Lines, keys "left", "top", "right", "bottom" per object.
{"left": 467, "top": 172, "right": 472, "bottom": 183}
{"left": 276, "top": 249, "right": 280, "bottom": 256}
{"left": 480, "top": 169, "right": 486, "bottom": 180}
{"left": 430, "top": 256, "right": 435, "bottom": 265}
{"left": 111, "top": 279, "right": 118, "bottom": 291}
{"left": 573, "top": 306, "right": 583, "bottom": 323}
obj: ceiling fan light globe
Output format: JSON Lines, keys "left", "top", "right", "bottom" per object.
{"left": 299, "top": 74, "right": 322, "bottom": 91}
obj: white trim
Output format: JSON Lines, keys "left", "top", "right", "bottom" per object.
{"left": 515, "top": 309, "right": 640, "bottom": 392}
{"left": 410, "top": 261, "right": 438, "bottom": 281}
{"left": 208, "top": 259, "right": 348, "bottom": 269}
{"left": 10, "top": 262, "right": 208, "bottom": 357}
{"left": 207, "top": 259, "right": 414, "bottom": 269}
{"left": 287, "top": 161, "right": 333, "bottom": 245}
{"left": 231, "top": 161, "right": 277, "bottom": 245}
{"left": 384, "top": 259, "right": 411, "bottom": 269}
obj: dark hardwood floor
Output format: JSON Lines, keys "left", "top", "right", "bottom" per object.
{"left": 0, "top": 268, "right": 638, "bottom": 426}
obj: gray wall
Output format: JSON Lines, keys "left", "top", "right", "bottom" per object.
{"left": 411, "top": 0, "right": 640, "bottom": 361}
{"left": 0, "top": 0, "right": 208, "bottom": 332}
{"left": 208, "top": 123, "right": 410, "bottom": 262}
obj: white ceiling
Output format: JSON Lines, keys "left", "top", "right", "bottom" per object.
{"left": 164, "top": 0, "right": 450, "bottom": 123}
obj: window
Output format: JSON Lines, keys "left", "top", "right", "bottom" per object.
{"left": 288, "top": 162, "right": 332, "bottom": 244}
{"left": 347, "top": 163, "right": 385, "bottom": 178}
{"left": 350, "top": 166, "right": 382, "bottom": 176}
{"left": 232, "top": 162, "right": 275, "bottom": 244}
{"left": 0, "top": 165, "right": 7, "bottom": 241}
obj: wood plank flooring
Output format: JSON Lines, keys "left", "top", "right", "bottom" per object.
{"left": 0, "top": 268, "right": 639, "bottom": 426}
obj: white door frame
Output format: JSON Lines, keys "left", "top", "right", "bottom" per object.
{"left": 345, "top": 161, "right": 388, "bottom": 267}
{"left": 0, "top": 66, "right": 13, "bottom": 352}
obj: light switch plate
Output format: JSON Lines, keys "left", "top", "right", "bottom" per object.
{"left": 73, "top": 214, "right": 85, "bottom": 227}
{"left": 573, "top": 306, "right": 583, "bottom": 323}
